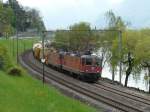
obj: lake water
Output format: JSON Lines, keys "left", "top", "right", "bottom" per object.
{"left": 102, "top": 63, "right": 149, "bottom": 92}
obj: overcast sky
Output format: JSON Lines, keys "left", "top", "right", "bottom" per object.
{"left": 5, "top": 0, "right": 150, "bottom": 30}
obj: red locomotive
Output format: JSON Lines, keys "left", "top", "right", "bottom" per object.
{"left": 33, "top": 42, "right": 102, "bottom": 82}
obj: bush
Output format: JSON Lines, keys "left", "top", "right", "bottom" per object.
{"left": 8, "top": 66, "right": 22, "bottom": 76}
{"left": 0, "top": 45, "right": 13, "bottom": 71}
{"left": 0, "top": 56, "right": 4, "bottom": 69}
{"left": 0, "top": 46, "right": 7, "bottom": 70}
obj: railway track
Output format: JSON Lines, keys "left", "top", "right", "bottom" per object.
{"left": 20, "top": 50, "right": 150, "bottom": 112}
{"left": 94, "top": 82, "right": 150, "bottom": 105}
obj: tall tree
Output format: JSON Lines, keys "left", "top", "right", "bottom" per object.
{"left": 121, "top": 30, "right": 139, "bottom": 87}
{"left": 54, "top": 22, "right": 101, "bottom": 52}
{"left": 26, "top": 8, "right": 45, "bottom": 31}
{"left": 0, "top": 1, "right": 14, "bottom": 37}
{"left": 105, "top": 10, "right": 127, "bottom": 30}
{"left": 69, "top": 22, "right": 92, "bottom": 51}
{"left": 134, "top": 36, "right": 150, "bottom": 93}
{"left": 1, "top": 0, "right": 46, "bottom": 37}
{"left": 105, "top": 10, "right": 127, "bottom": 81}
{"left": 5, "top": 0, "right": 45, "bottom": 32}
{"left": 111, "top": 29, "right": 150, "bottom": 88}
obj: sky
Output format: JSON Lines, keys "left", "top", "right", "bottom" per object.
{"left": 4, "top": 0, "right": 150, "bottom": 30}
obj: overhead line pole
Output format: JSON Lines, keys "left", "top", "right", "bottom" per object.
{"left": 119, "top": 30, "right": 122, "bottom": 84}
{"left": 11, "top": 1, "right": 15, "bottom": 58}
{"left": 16, "top": 28, "right": 19, "bottom": 64}
{"left": 14, "top": 4, "right": 19, "bottom": 64}
{"left": 42, "top": 31, "right": 45, "bottom": 84}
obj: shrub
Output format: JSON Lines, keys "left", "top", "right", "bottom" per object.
{"left": 8, "top": 66, "right": 22, "bottom": 76}
{"left": 0, "top": 46, "right": 7, "bottom": 70}
{"left": 0, "top": 56, "right": 4, "bottom": 69}
{"left": 0, "top": 45, "right": 13, "bottom": 71}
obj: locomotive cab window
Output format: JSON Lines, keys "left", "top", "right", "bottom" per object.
{"left": 86, "top": 58, "right": 92, "bottom": 65}
{"left": 81, "top": 55, "right": 100, "bottom": 66}
{"left": 81, "top": 57, "right": 92, "bottom": 65}
{"left": 82, "top": 58, "right": 86, "bottom": 65}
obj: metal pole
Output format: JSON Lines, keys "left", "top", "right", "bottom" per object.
{"left": 148, "top": 73, "right": 150, "bottom": 93}
{"left": 15, "top": 10, "right": 18, "bottom": 64}
{"left": 24, "top": 40, "right": 25, "bottom": 52}
{"left": 16, "top": 30, "right": 19, "bottom": 64}
{"left": 10, "top": 0, "right": 14, "bottom": 57}
{"left": 148, "top": 68, "right": 150, "bottom": 93}
{"left": 12, "top": 1, "right": 18, "bottom": 63}
{"left": 42, "top": 60, "right": 45, "bottom": 84}
{"left": 13, "top": 37, "right": 15, "bottom": 57}
{"left": 9, "top": 37, "right": 11, "bottom": 55}
{"left": 119, "top": 30, "right": 122, "bottom": 84}
{"left": 42, "top": 31, "right": 45, "bottom": 84}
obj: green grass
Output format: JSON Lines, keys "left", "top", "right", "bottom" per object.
{"left": 0, "top": 38, "right": 97, "bottom": 112}
{"left": 0, "top": 71, "right": 96, "bottom": 112}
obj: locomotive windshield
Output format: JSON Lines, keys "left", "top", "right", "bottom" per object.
{"left": 81, "top": 55, "right": 101, "bottom": 66}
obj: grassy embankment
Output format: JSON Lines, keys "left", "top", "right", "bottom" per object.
{"left": 0, "top": 38, "right": 97, "bottom": 112}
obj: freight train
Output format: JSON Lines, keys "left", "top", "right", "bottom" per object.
{"left": 33, "top": 41, "right": 102, "bottom": 82}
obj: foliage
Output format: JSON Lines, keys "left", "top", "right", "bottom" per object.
{"left": 26, "top": 8, "right": 45, "bottom": 31}
{"left": 69, "top": 22, "right": 91, "bottom": 51}
{"left": 105, "top": 10, "right": 128, "bottom": 31}
{"left": 0, "top": 2, "right": 14, "bottom": 37}
{"left": 54, "top": 22, "right": 101, "bottom": 52}
{"left": 134, "top": 35, "right": 150, "bottom": 73}
{"left": 0, "top": 45, "right": 13, "bottom": 71}
{"left": 0, "top": 0, "right": 45, "bottom": 37}
{"left": 8, "top": 66, "right": 22, "bottom": 76}
{"left": 105, "top": 10, "right": 128, "bottom": 80}
{"left": 111, "top": 28, "right": 150, "bottom": 88}
{"left": 134, "top": 30, "right": 150, "bottom": 92}
{"left": 104, "top": 11, "right": 149, "bottom": 88}
{"left": 54, "top": 30, "right": 70, "bottom": 50}
{"left": 111, "top": 30, "right": 140, "bottom": 84}
{"left": 0, "top": 56, "right": 4, "bottom": 69}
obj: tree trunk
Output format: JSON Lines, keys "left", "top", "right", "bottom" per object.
{"left": 125, "top": 73, "right": 130, "bottom": 87}
{"left": 124, "top": 52, "right": 132, "bottom": 87}
{"left": 99, "top": 60, "right": 102, "bottom": 78}
{"left": 99, "top": 52, "right": 104, "bottom": 78}
{"left": 112, "top": 67, "right": 115, "bottom": 81}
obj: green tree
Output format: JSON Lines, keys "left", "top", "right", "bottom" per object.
{"left": 105, "top": 10, "right": 127, "bottom": 81}
{"left": 134, "top": 36, "right": 150, "bottom": 93}
{"left": 5, "top": 0, "right": 45, "bottom": 32}
{"left": 7, "top": 0, "right": 24, "bottom": 31}
{"left": 121, "top": 30, "right": 139, "bottom": 87}
{"left": 26, "top": 8, "right": 45, "bottom": 31}
{"left": 105, "top": 10, "right": 127, "bottom": 30}
{"left": 0, "top": 1, "right": 14, "bottom": 37}
{"left": 111, "top": 30, "right": 141, "bottom": 87}
{"left": 54, "top": 30, "right": 70, "bottom": 50}
{"left": 69, "top": 22, "right": 92, "bottom": 51}
{"left": 111, "top": 29, "right": 150, "bottom": 88}
{"left": 111, "top": 28, "right": 150, "bottom": 92}
{"left": 1, "top": 0, "right": 45, "bottom": 37}
{"left": 54, "top": 22, "right": 101, "bottom": 52}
